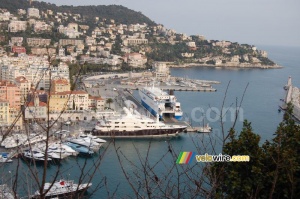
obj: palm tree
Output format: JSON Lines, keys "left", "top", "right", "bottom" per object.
{"left": 106, "top": 98, "right": 113, "bottom": 109}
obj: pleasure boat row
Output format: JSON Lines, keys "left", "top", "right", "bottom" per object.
{"left": 22, "top": 133, "right": 107, "bottom": 161}
{"left": 64, "top": 133, "right": 107, "bottom": 154}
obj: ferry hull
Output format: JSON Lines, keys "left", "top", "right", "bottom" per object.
{"left": 91, "top": 127, "right": 186, "bottom": 138}
{"left": 139, "top": 88, "right": 183, "bottom": 120}
{"left": 141, "top": 99, "right": 160, "bottom": 117}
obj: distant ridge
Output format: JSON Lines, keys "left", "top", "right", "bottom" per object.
{"left": 0, "top": 0, "right": 156, "bottom": 25}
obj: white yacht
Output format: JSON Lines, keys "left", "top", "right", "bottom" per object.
{"left": 34, "top": 142, "right": 77, "bottom": 159}
{"left": 23, "top": 150, "right": 52, "bottom": 162}
{"left": 31, "top": 179, "right": 92, "bottom": 199}
{"left": 139, "top": 86, "right": 183, "bottom": 120}
{"left": 93, "top": 107, "right": 187, "bottom": 138}
{"left": 77, "top": 133, "right": 107, "bottom": 144}
{"left": 2, "top": 134, "right": 27, "bottom": 149}
{"left": 65, "top": 137, "right": 100, "bottom": 152}
{"left": 22, "top": 134, "right": 47, "bottom": 146}
{"left": 197, "top": 124, "right": 212, "bottom": 133}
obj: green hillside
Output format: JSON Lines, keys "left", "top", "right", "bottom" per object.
{"left": 0, "top": 0, "right": 156, "bottom": 25}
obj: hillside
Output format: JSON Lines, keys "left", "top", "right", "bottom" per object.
{"left": 0, "top": 0, "right": 156, "bottom": 25}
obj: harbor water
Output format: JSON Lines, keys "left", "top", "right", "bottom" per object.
{"left": 1, "top": 45, "right": 300, "bottom": 198}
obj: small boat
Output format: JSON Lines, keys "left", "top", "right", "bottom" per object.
{"left": 77, "top": 133, "right": 107, "bottom": 144}
{"left": 22, "top": 134, "right": 47, "bottom": 146}
{"left": 31, "top": 179, "right": 92, "bottom": 199}
{"left": 197, "top": 124, "right": 212, "bottom": 133}
{"left": 23, "top": 150, "right": 52, "bottom": 162}
{"left": 2, "top": 134, "right": 27, "bottom": 149}
{"left": 35, "top": 142, "right": 78, "bottom": 159}
{"left": 66, "top": 137, "right": 100, "bottom": 151}
{"left": 0, "top": 153, "right": 12, "bottom": 163}
{"left": 48, "top": 143, "right": 78, "bottom": 156}
{"left": 64, "top": 142, "right": 94, "bottom": 155}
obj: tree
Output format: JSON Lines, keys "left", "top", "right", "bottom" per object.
{"left": 106, "top": 98, "right": 113, "bottom": 109}
{"left": 211, "top": 121, "right": 266, "bottom": 198}
{"left": 210, "top": 103, "right": 300, "bottom": 199}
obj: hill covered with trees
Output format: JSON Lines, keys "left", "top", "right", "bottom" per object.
{"left": 0, "top": 0, "right": 156, "bottom": 25}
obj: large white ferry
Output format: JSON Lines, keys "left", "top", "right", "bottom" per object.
{"left": 139, "top": 86, "right": 183, "bottom": 120}
{"left": 92, "top": 107, "right": 187, "bottom": 138}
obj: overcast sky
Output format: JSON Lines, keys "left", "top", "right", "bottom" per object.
{"left": 40, "top": 0, "right": 300, "bottom": 47}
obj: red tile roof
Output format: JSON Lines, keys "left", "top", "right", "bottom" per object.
{"left": 26, "top": 101, "right": 47, "bottom": 107}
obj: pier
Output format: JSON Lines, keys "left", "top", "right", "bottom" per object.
{"left": 281, "top": 76, "right": 300, "bottom": 121}
{"left": 83, "top": 72, "right": 219, "bottom": 93}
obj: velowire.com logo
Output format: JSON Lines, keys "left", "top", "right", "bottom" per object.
{"left": 176, "top": 152, "right": 250, "bottom": 164}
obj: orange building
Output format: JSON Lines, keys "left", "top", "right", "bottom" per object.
{"left": 0, "top": 81, "right": 21, "bottom": 109}
{"left": 0, "top": 81, "right": 22, "bottom": 130}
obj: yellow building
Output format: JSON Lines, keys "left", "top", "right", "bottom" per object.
{"left": 48, "top": 92, "right": 69, "bottom": 112}
{"left": 0, "top": 100, "right": 23, "bottom": 130}
{"left": 0, "top": 99, "right": 9, "bottom": 128}
{"left": 50, "top": 78, "right": 71, "bottom": 93}
{"left": 9, "top": 108, "right": 23, "bottom": 130}
{"left": 49, "top": 90, "right": 89, "bottom": 112}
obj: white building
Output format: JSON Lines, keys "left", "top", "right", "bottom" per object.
{"left": 152, "top": 62, "right": 170, "bottom": 79}
{"left": 27, "top": 38, "right": 51, "bottom": 46}
{"left": 8, "top": 21, "right": 27, "bottom": 32}
{"left": 34, "top": 21, "right": 52, "bottom": 32}
{"left": 24, "top": 93, "right": 47, "bottom": 121}
{"left": 27, "top": 8, "right": 40, "bottom": 18}
{"left": 0, "top": 56, "right": 70, "bottom": 90}
{"left": 181, "top": 53, "right": 194, "bottom": 58}
{"left": 58, "top": 24, "right": 82, "bottom": 38}
{"left": 10, "top": 37, "right": 23, "bottom": 46}
{"left": 123, "top": 38, "right": 148, "bottom": 46}
{"left": 0, "top": 11, "right": 11, "bottom": 21}
{"left": 187, "top": 42, "right": 196, "bottom": 48}
{"left": 123, "top": 53, "right": 147, "bottom": 68}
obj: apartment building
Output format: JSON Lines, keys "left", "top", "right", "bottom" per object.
{"left": 123, "top": 53, "right": 147, "bottom": 68}
{"left": 88, "top": 96, "right": 105, "bottom": 111}
{"left": 59, "top": 39, "right": 84, "bottom": 47}
{"left": 27, "top": 8, "right": 40, "bottom": 18}
{"left": 50, "top": 78, "right": 70, "bottom": 93}
{"left": 0, "top": 80, "right": 21, "bottom": 109}
{"left": 8, "top": 21, "right": 27, "bottom": 32}
{"left": 24, "top": 93, "right": 47, "bottom": 121}
{"left": 27, "top": 38, "right": 51, "bottom": 46}
{"left": 49, "top": 90, "right": 89, "bottom": 112}
{"left": 15, "top": 76, "right": 31, "bottom": 105}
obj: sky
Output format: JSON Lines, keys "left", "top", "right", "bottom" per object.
{"left": 39, "top": 0, "right": 300, "bottom": 47}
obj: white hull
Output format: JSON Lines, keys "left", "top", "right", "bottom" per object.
{"left": 139, "top": 87, "right": 183, "bottom": 120}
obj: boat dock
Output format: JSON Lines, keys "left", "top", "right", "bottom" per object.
{"left": 103, "top": 84, "right": 217, "bottom": 92}
{"left": 83, "top": 71, "right": 219, "bottom": 93}
{"left": 281, "top": 77, "right": 300, "bottom": 121}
